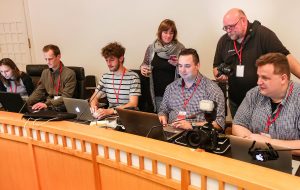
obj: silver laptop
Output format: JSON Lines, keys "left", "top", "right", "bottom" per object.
{"left": 64, "top": 97, "right": 94, "bottom": 121}
{"left": 116, "top": 108, "right": 184, "bottom": 141}
{"left": 229, "top": 135, "right": 292, "bottom": 174}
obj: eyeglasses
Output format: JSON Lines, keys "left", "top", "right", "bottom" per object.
{"left": 222, "top": 18, "right": 241, "bottom": 31}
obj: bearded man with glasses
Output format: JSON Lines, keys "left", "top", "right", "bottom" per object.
{"left": 213, "top": 8, "right": 300, "bottom": 118}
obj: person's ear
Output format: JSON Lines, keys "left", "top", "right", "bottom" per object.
{"left": 281, "top": 74, "right": 288, "bottom": 83}
{"left": 119, "top": 56, "right": 124, "bottom": 63}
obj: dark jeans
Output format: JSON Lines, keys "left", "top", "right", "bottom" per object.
{"left": 229, "top": 99, "right": 239, "bottom": 119}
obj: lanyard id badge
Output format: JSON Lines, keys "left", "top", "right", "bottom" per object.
{"left": 236, "top": 65, "right": 244, "bottom": 77}
{"left": 177, "top": 111, "right": 187, "bottom": 120}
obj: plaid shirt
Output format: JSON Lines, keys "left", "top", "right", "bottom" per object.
{"left": 234, "top": 81, "right": 300, "bottom": 140}
{"left": 158, "top": 73, "right": 225, "bottom": 129}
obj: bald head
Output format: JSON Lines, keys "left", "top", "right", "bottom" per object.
{"left": 223, "top": 8, "right": 248, "bottom": 41}
{"left": 223, "top": 8, "right": 246, "bottom": 22}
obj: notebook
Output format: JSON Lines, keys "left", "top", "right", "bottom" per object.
{"left": 229, "top": 135, "right": 292, "bottom": 174}
{"left": 64, "top": 97, "right": 94, "bottom": 121}
{"left": 0, "top": 92, "right": 76, "bottom": 121}
{"left": 116, "top": 108, "right": 184, "bottom": 141}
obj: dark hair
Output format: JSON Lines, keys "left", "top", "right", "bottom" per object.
{"left": 43, "top": 44, "right": 61, "bottom": 56}
{"left": 101, "top": 42, "right": 125, "bottom": 60}
{"left": 157, "top": 19, "right": 178, "bottom": 43}
{"left": 0, "top": 58, "right": 21, "bottom": 86}
{"left": 178, "top": 48, "right": 200, "bottom": 64}
{"left": 256, "top": 52, "right": 290, "bottom": 79}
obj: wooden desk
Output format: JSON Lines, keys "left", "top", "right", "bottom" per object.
{"left": 0, "top": 111, "right": 299, "bottom": 190}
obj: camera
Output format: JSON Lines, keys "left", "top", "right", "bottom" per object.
{"left": 186, "top": 123, "right": 219, "bottom": 151}
{"left": 248, "top": 141, "right": 279, "bottom": 162}
{"left": 217, "top": 63, "right": 233, "bottom": 77}
{"left": 181, "top": 100, "right": 230, "bottom": 154}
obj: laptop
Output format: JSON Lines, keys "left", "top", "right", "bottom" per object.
{"left": 0, "top": 92, "right": 76, "bottom": 121}
{"left": 116, "top": 108, "right": 184, "bottom": 141}
{"left": 64, "top": 97, "right": 94, "bottom": 121}
{"left": 229, "top": 135, "right": 292, "bottom": 174}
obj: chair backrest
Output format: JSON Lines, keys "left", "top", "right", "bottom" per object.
{"left": 26, "top": 64, "right": 48, "bottom": 88}
{"left": 67, "top": 66, "right": 85, "bottom": 99}
{"left": 85, "top": 75, "right": 97, "bottom": 99}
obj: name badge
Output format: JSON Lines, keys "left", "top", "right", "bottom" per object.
{"left": 177, "top": 111, "right": 187, "bottom": 120}
{"left": 54, "top": 96, "right": 61, "bottom": 100}
{"left": 236, "top": 65, "right": 244, "bottom": 77}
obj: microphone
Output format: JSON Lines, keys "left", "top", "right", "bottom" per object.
{"left": 89, "top": 85, "right": 104, "bottom": 103}
{"left": 18, "top": 101, "right": 27, "bottom": 113}
{"left": 76, "top": 85, "right": 104, "bottom": 121}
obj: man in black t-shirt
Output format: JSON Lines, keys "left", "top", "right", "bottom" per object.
{"left": 213, "top": 8, "right": 300, "bottom": 117}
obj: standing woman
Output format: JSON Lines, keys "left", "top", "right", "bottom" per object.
{"left": 0, "top": 58, "right": 34, "bottom": 97}
{"left": 140, "top": 19, "right": 185, "bottom": 112}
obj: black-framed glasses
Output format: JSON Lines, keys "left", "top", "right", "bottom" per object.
{"left": 222, "top": 18, "right": 241, "bottom": 31}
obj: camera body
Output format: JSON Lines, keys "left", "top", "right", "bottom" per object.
{"left": 217, "top": 63, "right": 233, "bottom": 77}
{"left": 186, "top": 122, "right": 219, "bottom": 151}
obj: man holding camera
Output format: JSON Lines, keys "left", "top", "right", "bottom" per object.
{"left": 213, "top": 8, "right": 300, "bottom": 117}
{"left": 233, "top": 53, "right": 300, "bottom": 155}
{"left": 158, "top": 48, "right": 225, "bottom": 131}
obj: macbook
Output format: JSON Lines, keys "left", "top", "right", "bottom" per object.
{"left": 64, "top": 97, "right": 94, "bottom": 121}
{"left": 116, "top": 108, "right": 184, "bottom": 141}
{"left": 229, "top": 135, "right": 292, "bottom": 174}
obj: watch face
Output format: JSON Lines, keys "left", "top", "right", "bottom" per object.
{"left": 113, "top": 109, "right": 117, "bottom": 114}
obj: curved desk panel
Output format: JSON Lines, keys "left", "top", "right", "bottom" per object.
{"left": 0, "top": 111, "right": 299, "bottom": 190}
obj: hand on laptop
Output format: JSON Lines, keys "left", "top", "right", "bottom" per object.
{"left": 32, "top": 102, "right": 47, "bottom": 110}
{"left": 172, "top": 120, "right": 193, "bottom": 130}
{"left": 92, "top": 108, "right": 114, "bottom": 119}
{"left": 158, "top": 115, "right": 168, "bottom": 126}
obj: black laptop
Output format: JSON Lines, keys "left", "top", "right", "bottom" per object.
{"left": 0, "top": 92, "right": 76, "bottom": 121}
{"left": 116, "top": 108, "right": 184, "bottom": 141}
{"left": 229, "top": 135, "right": 292, "bottom": 174}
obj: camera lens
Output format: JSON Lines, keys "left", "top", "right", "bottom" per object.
{"left": 188, "top": 132, "right": 202, "bottom": 148}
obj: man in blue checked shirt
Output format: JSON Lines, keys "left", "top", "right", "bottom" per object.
{"left": 158, "top": 48, "right": 225, "bottom": 131}
{"left": 233, "top": 53, "right": 300, "bottom": 155}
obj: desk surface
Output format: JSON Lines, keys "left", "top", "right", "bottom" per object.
{"left": 0, "top": 111, "right": 299, "bottom": 190}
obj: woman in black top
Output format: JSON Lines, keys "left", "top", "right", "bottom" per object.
{"left": 0, "top": 58, "right": 34, "bottom": 97}
{"left": 140, "top": 19, "right": 185, "bottom": 112}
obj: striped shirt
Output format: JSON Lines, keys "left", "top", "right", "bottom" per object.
{"left": 233, "top": 81, "right": 300, "bottom": 140}
{"left": 158, "top": 73, "right": 225, "bottom": 129}
{"left": 96, "top": 70, "right": 141, "bottom": 107}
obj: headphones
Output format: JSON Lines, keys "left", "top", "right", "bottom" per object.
{"left": 248, "top": 141, "right": 279, "bottom": 162}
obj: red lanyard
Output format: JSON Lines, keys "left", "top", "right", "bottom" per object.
{"left": 265, "top": 83, "right": 294, "bottom": 133}
{"left": 9, "top": 81, "right": 17, "bottom": 93}
{"left": 50, "top": 62, "right": 62, "bottom": 95}
{"left": 112, "top": 68, "right": 126, "bottom": 104}
{"left": 234, "top": 39, "right": 244, "bottom": 65}
{"left": 181, "top": 76, "right": 201, "bottom": 110}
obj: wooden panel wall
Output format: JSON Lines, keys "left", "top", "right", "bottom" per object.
{"left": 0, "top": 111, "right": 300, "bottom": 190}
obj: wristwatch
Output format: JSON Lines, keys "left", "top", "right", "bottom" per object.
{"left": 113, "top": 108, "right": 117, "bottom": 115}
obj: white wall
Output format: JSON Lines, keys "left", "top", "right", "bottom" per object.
{"left": 26, "top": 0, "right": 300, "bottom": 81}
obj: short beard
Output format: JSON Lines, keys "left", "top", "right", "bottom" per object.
{"left": 110, "top": 63, "right": 120, "bottom": 72}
